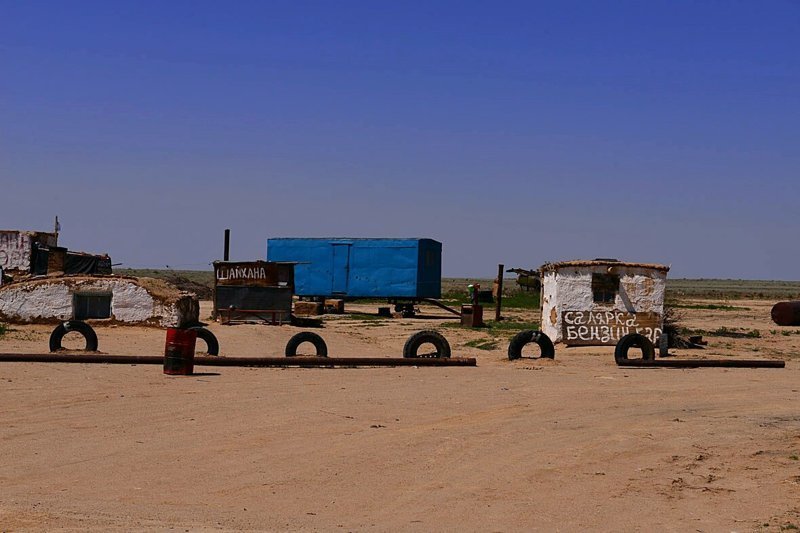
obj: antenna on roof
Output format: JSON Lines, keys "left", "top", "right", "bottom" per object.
{"left": 54, "top": 216, "right": 60, "bottom": 244}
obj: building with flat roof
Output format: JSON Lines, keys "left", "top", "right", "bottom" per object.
{"left": 539, "top": 259, "right": 670, "bottom": 346}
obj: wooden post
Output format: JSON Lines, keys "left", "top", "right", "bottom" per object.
{"left": 223, "top": 229, "right": 230, "bottom": 261}
{"left": 495, "top": 263, "right": 504, "bottom": 322}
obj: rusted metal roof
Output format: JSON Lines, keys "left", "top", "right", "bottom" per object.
{"left": 540, "top": 259, "right": 670, "bottom": 273}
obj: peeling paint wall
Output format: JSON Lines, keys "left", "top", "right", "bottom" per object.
{"left": 0, "top": 231, "right": 57, "bottom": 274}
{"left": 541, "top": 265, "right": 667, "bottom": 344}
{"left": 0, "top": 277, "right": 199, "bottom": 327}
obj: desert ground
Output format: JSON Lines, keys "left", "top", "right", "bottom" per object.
{"left": 1, "top": 293, "right": 799, "bottom": 531}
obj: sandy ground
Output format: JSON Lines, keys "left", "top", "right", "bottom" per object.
{"left": 1, "top": 299, "right": 799, "bottom": 531}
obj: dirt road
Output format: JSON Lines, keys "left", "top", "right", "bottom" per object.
{"left": 1, "top": 300, "right": 798, "bottom": 531}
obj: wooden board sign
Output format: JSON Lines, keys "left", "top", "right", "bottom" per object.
{"left": 562, "top": 310, "right": 662, "bottom": 346}
{"left": 214, "top": 261, "right": 293, "bottom": 288}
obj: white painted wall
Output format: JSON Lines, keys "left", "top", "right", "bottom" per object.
{"left": 0, "top": 231, "right": 57, "bottom": 274}
{"left": 0, "top": 277, "right": 198, "bottom": 327}
{"left": 541, "top": 265, "right": 667, "bottom": 343}
{"left": 0, "top": 231, "right": 32, "bottom": 273}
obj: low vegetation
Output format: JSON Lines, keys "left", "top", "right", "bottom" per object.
{"left": 111, "top": 270, "right": 800, "bottom": 303}
{"left": 441, "top": 288, "right": 539, "bottom": 310}
{"left": 666, "top": 278, "right": 800, "bottom": 300}
{"left": 667, "top": 303, "right": 750, "bottom": 311}
{"left": 0, "top": 322, "right": 6, "bottom": 338}
{"left": 682, "top": 326, "right": 761, "bottom": 339}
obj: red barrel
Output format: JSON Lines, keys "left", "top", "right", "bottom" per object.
{"left": 771, "top": 301, "right": 800, "bottom": 326}
{"left": 163, "top": 328, "right": 197, "bottom": 375}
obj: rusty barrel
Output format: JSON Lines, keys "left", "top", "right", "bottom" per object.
{"left": 771, "top": 301, "right": 800, "bottom": 326}
{"left": 163, "top": 328, "right": 197, "bottom": 375}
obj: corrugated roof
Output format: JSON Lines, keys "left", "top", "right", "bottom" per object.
{"left": 540, "top": 260, "right": 670, "bottom": 272}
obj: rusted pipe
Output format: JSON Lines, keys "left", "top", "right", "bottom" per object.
{"left": 223, "top": 229, "right": 231, "bottom": 261}
{"left": 0, "top": 353, "right": 477, "bottom": 367}
{"left": 771, "top": 301, "right": 800, "bottom": 326}
{"left": 617, "top": 358, "right": 784, "bottom": 369}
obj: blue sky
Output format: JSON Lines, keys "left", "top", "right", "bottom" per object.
{"left": 1, "top": 1, "right": 798, "bottom": 278}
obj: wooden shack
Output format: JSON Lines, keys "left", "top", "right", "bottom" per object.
{"left": 213, "top": 261, "right": 294, "bottom": 324}
{"left": 540, "top": 259, "right": 669, "bottom": 346}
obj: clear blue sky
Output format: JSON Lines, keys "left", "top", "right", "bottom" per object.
{"left": 1, "top": 1, "right": 798, "bottom": 279}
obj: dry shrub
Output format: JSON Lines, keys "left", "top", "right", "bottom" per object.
{"left": 663, "top": 305, "right": 692, "bottom": 348}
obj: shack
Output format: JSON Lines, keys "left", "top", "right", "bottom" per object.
{"left": 0, "top": 276, "right": 199, "bottom": 327}
{"left": 266, "top": 238, "right": 441, "bottom": 299}
{"left": 31, "top": 247, "right": 112, "bottom": 277}
{"left": 0, "top": 230, "right": 58, "bottom": 277}
{"left": 0, "top": 229, "right": 111, "bottom": 281}
{"left": 540, "top": 259, "right": 669, "bottom": 346}
{"left": 213, "top": 260, "right": 294, "bottom": 324}
{"left": 0, "top": 227, "right": 197, "bottom": 326}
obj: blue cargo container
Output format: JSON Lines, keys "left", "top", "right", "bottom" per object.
{"left": 267, "top": 238, "right": 441, "bottom": 299}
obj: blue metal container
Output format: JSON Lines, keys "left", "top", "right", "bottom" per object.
{"left": 267, "top": 238, "right": 441, "bottom": 299}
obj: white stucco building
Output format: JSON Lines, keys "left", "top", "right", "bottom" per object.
{"left": 0, "top": 276, "right": 199, "bottom": 327}
{"left": 540, "top": 259, "right": 669, "bottom": 346}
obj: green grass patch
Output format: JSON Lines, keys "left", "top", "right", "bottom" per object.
{"left": 0, "top": 322, "right": 6, "bottom": 338}
{"left": 497, "top": 292, "right": 540, "bottom": 309}
{"left": 441, "top": 291, "right": 539, "bottom": 310}
{"left": 464, "top": 339, "right": 499, "bottom": 350}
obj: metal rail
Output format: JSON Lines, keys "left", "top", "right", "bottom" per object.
{"left": 617, "top": 358, "right": 785, "bottom": 369}
{"left": 0, "top": 353, "right": 477, "bottom": 367}
{"left": 420, "top": 298, "right": 462, "bottom": 316}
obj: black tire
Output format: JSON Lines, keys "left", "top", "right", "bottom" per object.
{"left": 402, "top": 330, "right": 451, "bottom": 359}
{"left": 615, "top": 333, "right": 656, "bottom": 364}
{"left": 285, "top": 332, "right": 328, "bottom": 357}
{"left": 49, "top": 321, "right": 98, "bottom": 352}
{"left": 190, "top": 326, "right": 220, "bottom": 356}
{"left": 507, "top": 330, "right": 555, "bottom": 360}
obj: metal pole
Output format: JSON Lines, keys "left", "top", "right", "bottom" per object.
{"left": 495, "top": 263, "right": 504, "bottom": 322}
{"left": 0, "top": 353, "right": 478, "bottom": 367}
{"left": 616, "top": 358, "right": 784, "bottom": 369}
{"left": 223, "top": 229, "right": 230, "bottom": 261}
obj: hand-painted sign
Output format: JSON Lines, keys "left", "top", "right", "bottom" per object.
{"left": 562, "top": 310, "right": 662, "bottom": 346}
{"left": 214, "top": 261, "right": 294, "bottom": 288}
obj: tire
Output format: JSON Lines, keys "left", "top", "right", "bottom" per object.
{"left": 49, "top": 321, "right": 99, "bottom": 352}
{"left": 285, "top": 332, "right": 328, "bottom": 357}
{"left": 615, "top": 333, "right": 656, "bottom": 364}
{"left": 402, "top": 330, "right": 451, "bottom": 359}
{"left": 507, "top": 330, "right": 555, "bottom": 360}
{"left": 190, "top": 326, "right": 219, "bottom": 356}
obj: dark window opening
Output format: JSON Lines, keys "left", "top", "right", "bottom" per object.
{"left": 592, "top": 273, "right": 619, "bottom": 303}
{"left": 73, "top": 293, "right": 112, "bottom": 320}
